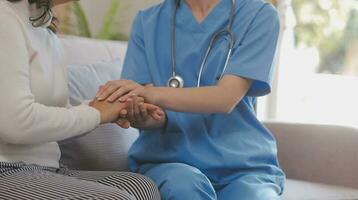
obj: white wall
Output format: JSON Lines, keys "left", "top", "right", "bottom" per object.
{"left": 80, "top": 0, "right": 162, "bottom": 37}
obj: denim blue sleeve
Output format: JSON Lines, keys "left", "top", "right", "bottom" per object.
{"left": 121, "top": 12, "right": 153, "bottom": 85}
{"left": 224, "top": 4, "right": 280, "bottom": 97}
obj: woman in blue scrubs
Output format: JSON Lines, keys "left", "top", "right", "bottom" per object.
{"left": 96, "top": 0, "right": 285, "bottom": 199}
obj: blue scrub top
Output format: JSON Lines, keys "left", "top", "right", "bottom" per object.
{"left": 121, "top": 0, "right": 285, "bottom": 186}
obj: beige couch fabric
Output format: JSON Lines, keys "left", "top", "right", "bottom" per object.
{"left": 60, "top": 35, "right": 128, "bottom": 66}
{"left": 264, "top": 121, "right": 358, "bottom": 189}
{"left": 283, "top": 179, "right": 358, "bottom": 200}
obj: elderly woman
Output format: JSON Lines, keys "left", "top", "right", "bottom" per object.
{"left": 0, "top": 0, "right": 162, "bottom": 199}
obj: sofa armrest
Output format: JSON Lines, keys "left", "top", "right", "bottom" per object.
{"left": 264, "top": 121, "right": 358, "bottom": 189}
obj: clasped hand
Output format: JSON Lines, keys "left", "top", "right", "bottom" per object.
{"left": 90, "top": 80, "right": 165, "bottom": 130}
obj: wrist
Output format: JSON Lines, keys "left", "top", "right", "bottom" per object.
{"left": 91, "top": 106, "right": 105, "bottom": 124}
{"left": 99, "top": 112, "right": 106, "bottom": 124}
{"left": 145, "top": 86, "right": 161, "bottom": 105}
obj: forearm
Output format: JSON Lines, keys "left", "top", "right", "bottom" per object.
{"left": 150, "top": 86, "right": 240, "bottom": 114}
{"left": 147, "top": 75, "right": 251, "bottom": 114}
{"left": 97, "top": 76, "right": 250, "bottom": 115}
{"left": 0, "top": 101, "right": 100, "bottom": 144}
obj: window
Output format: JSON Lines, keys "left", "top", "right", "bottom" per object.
{"left": 259, "top": 0, "right": 358, "bottom": 128}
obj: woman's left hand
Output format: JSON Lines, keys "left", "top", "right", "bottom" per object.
{"left": 96, "top": 80, "right": 153, "bottom": 103}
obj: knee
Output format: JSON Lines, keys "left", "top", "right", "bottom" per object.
{"left": 147, "top": 163, "right": 216, "bottom": 200}
{"left": 217, "top": 175, "right": 282, "bottom": 200}
{"left": 105, "top": 190, "right": 137, "bottom": 200}
{"left": 165, "top": 165, "right": 207, "bottom": 189}
{"left": 122, "top": 172, "right": 161, "bottom": 200}
{"left": 102, "top": 172, "right": 160, "bottom": 200}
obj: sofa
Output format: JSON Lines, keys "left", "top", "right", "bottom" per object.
{"left": 60, "top": 36, "right": 358, "bottom": 200}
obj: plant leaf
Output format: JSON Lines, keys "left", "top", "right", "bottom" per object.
{"left": 97, "top": 0, "right": 121, "bottom": 39}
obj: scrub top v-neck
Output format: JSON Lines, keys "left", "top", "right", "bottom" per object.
{"left": 121, "top": 0, "right": 285, "bottom": 186}
{"left": 177, "top": 0, "right": 229, "bottom": 32}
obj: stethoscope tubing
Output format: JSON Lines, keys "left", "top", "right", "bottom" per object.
{"left": 171, "top": 0, "right": 181, "bottom": 78}
{"left": 170, "top": 0, "right": 236, "bottom": 88}
{"left": 197, "top": 28, "right": 235, "bottom": 87}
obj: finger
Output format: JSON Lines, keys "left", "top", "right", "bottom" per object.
{"left": 96, "top": 82, "right": 114, "bottom": 99}
{"left": 157, "top": 110, "right": 165, "bottom": 116}
{"left": 127, "top": 98, "right": 135, "bottom": 122}
{"left": 97, "top": 84, "right": 121, "bottom": 101}
{"left": 116, "top": 119, "right": 131, "bottom": 129}
{"left": 145, "top": 104, "right": 162, "bottom": 113}
{"left": 119, "top": 109, "right": 127, "bottom": 119}
{"left": 108, "top": 83, "right": 137, "bottom": 102}
{"left": 107, "top": 84, "right": 135, "bottom": 102}
{"left": 107, "top": 88, "right": 129, "bottom": 103}
{"left": 152, "top": 112, "right": 163, "bottom": 121}
{"left": 95, "top": 85, "right": 106, "bottom": 97}
{"left": 139, "top": 102, "right": 149, "bottom": 119}
{"left": 154, "top": 108, "right": 165, "bottom": 118}
{"left": 97, "top": 80, "right": 132, "bottom": 100}
{"left": 119, "top": 89, "right": 139, "bottom": 102}
{"left": 123, "top": 121, "right": 131, "bottom": 129}
{"left": 137, "top": 96, "right": 145, "bottom": 103}
{"left": 144, "top": 104, "right": 164, "bottom": 121}
{"left": 133, "top": 95, "right": 142, "bottom": 121}
{"left": 118, "top": 93, "right": 132, "bottom": 103}
{"left": 95, "top": 85, "right": 105, "bottom": 98}
{"left": 116, "top": 118, "right": 126, "bottom": 126}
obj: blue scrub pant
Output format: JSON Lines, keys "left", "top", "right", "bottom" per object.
{"left": 138, "top": 163, "right": 282, "bottom": 200}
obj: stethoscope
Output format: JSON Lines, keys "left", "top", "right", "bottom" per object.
{"left": 167, "top": 0, "right": 236, "bottom": 88}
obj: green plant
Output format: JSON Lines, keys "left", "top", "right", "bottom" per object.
{"left": 97, "top": 0, "right": 120, "bottom": 39}
{"left": 61, "top": 0, "right": 128, "bottom": 41}
{"left": 72, "top": 1, "right": 92, "bottom": 38}
{"left": 292, "top": 0, "right": 358, "bottom": 74}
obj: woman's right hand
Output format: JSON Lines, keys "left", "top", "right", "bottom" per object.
{"left": 89, "top": 99, "right": 127, "bottom": 124}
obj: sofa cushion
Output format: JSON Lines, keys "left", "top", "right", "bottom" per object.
{"left": 60, "top": 35, "right": 127, "bottom": 66}
{"left": 67, "top": 60, "right": 122, "bottom": 104}
{"left": 59, "top": 60, "right": 139, "bottom": 171}
{"left": 265, "top": 121, "right": 358, "bottom": 189}
{"left": 282, "top": 179, "right": 358, "bottom": 200}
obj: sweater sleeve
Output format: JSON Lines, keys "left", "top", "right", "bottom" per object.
{"left": 0, "top": 9, "right": 100, "bottom": 145}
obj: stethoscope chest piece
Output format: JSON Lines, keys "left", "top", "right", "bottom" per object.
{"left": 167, "top": 75, "right": 184, "bottom": 88}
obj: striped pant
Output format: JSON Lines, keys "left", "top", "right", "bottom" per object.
{"left": 0, "top": 162, "right": 161, "bottom": 200}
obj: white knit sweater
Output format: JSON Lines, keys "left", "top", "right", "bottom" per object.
{"left": 0, "top": 0, "right": 100, "bottom": 168}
